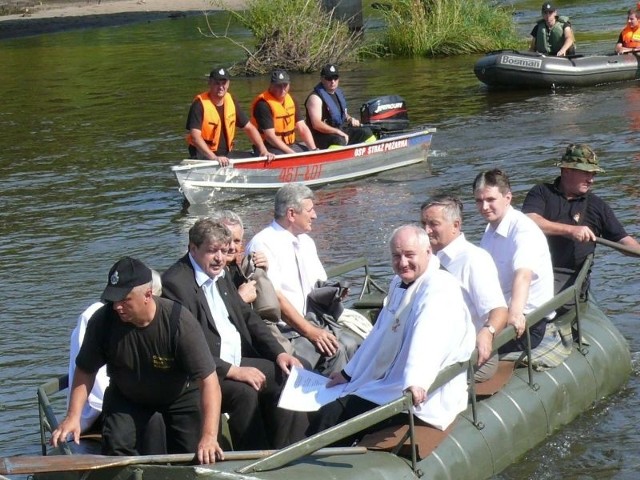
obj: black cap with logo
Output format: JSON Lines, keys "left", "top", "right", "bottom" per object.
{"left": 101, "top": 257, "right": 152, "bottom": 302}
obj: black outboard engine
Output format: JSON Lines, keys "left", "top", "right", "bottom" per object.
{"left": 359, "top": 95, "right": 409, "bottom": 134}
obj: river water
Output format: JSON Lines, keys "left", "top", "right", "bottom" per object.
{"left": 0, "top": 1, "right": 639, "bottom": 478}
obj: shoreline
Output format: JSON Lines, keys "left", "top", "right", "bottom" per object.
{"left": 0, "top": 0, "right": 246, "bottom": 40}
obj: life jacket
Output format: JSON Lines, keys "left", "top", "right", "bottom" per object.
{"left": 535, "top": 16, "right": 571, "bottom": 55}
{"left": 310, "top": 83, "right": 347, "bottom": 127}
{"left": 251, "top": 91, "right": 296, "bottom": 145}
{"left": 620, "top": 24, "right": 640, "bottom": 48}
{"left": 186, "top": 92, "right": 236, "bottom": 152}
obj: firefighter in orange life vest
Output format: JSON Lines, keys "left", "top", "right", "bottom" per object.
{"left": 186, "top": 67, "right": 274, "bottom": 166}
{"left": 250, "top": 69, "right": 318, "bottom": 155}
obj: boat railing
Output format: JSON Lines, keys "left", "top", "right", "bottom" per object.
{"left": 325, "top": 257, "right": 387, "bottom": 303}
{"left": 37, "top": 375, "right": 71, "bottom": 456}
{"left": 243, "top": 255, "right": 595, "bottom": 474}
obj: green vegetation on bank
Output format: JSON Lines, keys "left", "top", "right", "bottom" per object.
{"left": 213, "top": 0, "right": 522, "bottom": 73}
{"left": 218, "top": 0, "right": 368, "bottom": 75}
{"left": 377, "top": 0, "right": 522, "bottom": 56}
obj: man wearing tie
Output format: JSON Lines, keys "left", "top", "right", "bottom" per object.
{"left": 246, "top": 183, "right": 358, "bottom": 375}
{"left": 162, "top": 219, "right": 305, "bottom": 450}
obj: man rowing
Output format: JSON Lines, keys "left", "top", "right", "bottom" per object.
{"left": 522, "top": 143, "right": 640, "bottom": 296}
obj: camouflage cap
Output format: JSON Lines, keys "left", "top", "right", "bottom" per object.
{"left": 555, "top": 143, "right": 605, "bottom": 173}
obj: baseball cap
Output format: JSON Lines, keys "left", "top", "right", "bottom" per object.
{"left": 541, "top": 2, "right": 555, "bottom": 12}
{"left": 209, "top": 67, "right": 230, "bottom": 81}
{"left": 270, "top": 69, "right": 290, "bottom": 84}
{"left": 101, "top": 257, "right": 152, "bottom": 302}
{"left": 556, "top": 144, "right": 605, "bottom": 173}
{"left": 321, "top": 64, "right": 340, "bottom": 78}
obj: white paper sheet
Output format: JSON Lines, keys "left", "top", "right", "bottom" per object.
{"left": 277, "top": 366, "right": 347, "bottom": 411}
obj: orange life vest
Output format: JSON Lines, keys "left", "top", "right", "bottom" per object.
{"left": 621, "top": 24, "right": 640, "bottom": 48}
{"left": 251, "top": 91, "right": 296, "bottom": 145}
{"left": 186, "top": 92, "right": 236, "bottom": 153}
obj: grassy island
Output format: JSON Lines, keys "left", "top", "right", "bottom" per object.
{"left": 214, "top": 0, "right": 522, "bottom": 73}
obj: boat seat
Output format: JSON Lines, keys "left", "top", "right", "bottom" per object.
{"left": 474, "top": 360, "right": 515, "bottom": 397}
{"left": 358, "top": 420, "right": 454, "bottom": 460}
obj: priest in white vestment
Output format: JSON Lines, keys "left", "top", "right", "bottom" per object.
{"left": 306, "top": 225, "right": 476, "bottom": 441}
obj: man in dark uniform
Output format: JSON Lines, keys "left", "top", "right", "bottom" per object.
{"left": 529, "top": 2, "right": 575, "bottom": 56}
{"left": 522, "top": 143, "right": 640, "bottom": 294}
{"left": 186, "top": 66, "right": 274, "bottom": 165}
{"left": 52, "top": 257, "right": 223, "bottom": 465}
{"left": 162, "top": 219, "right": 306, "bottom": 450}
{"left": 305, "top": 64, "right": 374, "bottom": 149}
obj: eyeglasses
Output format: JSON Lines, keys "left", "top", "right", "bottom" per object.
{"left": 323, "top": 76, "right": 339, "bottom": 81}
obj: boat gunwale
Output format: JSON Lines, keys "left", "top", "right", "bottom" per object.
{"left": 170, "top": 127, "right": 436, "bottom": 173}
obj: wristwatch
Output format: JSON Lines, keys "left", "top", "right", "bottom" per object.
{"left": 483, "top": 324, "right": 496, "bottom": 337}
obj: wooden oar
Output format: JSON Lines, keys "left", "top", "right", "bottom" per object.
{"left": 0, "top": 447, "right": 367, "bottom": 475}
{"left": 596, "top": 237, "right": 640, "bottom": 258}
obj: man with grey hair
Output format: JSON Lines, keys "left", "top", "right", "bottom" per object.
{"left": 162, "top": 218, "right": 305, "bottom": 450}
{"left": 306, "top": 225, "right": 475, "bottom": 441}
{"left": 420, "top": 194, "right": 508, "bottom": 382}
{"left": 67, "top": 270, "right": 166, "bottom": 452}
{"left": 53, "top": 257, "right": 223, "bottom": 464}
{"left": 246, "top": 183, "right": 359, "bottom": 375}
{"left": 209, "top": 209, "right": 268, "bottom": 305}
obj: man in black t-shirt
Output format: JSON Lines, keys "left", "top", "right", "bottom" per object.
{"left": 186, "top": 67, "right": 274, "bottom": 165}
{"left": 51, "top": 257, "right": 224, "bottom": 465}
{"left": 522, "top": 143, "right": 640, "bottom": 292}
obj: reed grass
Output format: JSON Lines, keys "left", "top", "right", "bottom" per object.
{"left": 211, "top": 0, "right": 523, "bottom": 72}
{"left": 375, "top": 0, "right": 523, "bottom": 56}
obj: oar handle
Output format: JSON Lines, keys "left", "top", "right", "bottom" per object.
{"left": 596, "top": 237, "right": 640, "bottom": 258}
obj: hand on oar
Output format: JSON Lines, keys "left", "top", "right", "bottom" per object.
{"left": 596, "top": 237, "right": 640, "bottom": 258}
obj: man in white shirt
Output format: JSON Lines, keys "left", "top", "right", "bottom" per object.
{"left": 306, "top": 225, "right": 475, "bottom": 442}
{"left": 420, "top": 195, "right": 508, "bottom": 382}
{"left": 246, "top": 183, "right": 359, "bottom": 375}
{"left": 473, "top": 169, "right": 569, "bottom": 367}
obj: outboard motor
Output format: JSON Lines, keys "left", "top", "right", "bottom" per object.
{"left": 359, "top": 95, "right": 409, "bottom": 134}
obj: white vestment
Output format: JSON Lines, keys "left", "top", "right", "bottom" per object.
{"left": 341, "top": 256, "right": 476, "bottom": 430}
